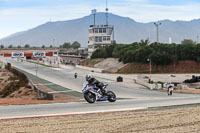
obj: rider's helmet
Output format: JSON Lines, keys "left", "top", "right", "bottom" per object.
{"left": 168, "top": 85, "right": 172, "bottom": 88}
{"left": 85, "top": 74, "right": 93, "bottom": 82}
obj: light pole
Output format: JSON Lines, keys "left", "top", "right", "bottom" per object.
{"left": 92, "top": 9, "right": 97, "bottom": 26}
{"left": 147, "top": 58, "right": 151, "bottom": 83}
{"left": 35, "top": 59, "right": 39, "bottom": 78}
{"left": 53, "top": 38, "right": 55, "bottom": 48}
{"left": 35, "top": 63, "right": 37, "bottom": 78}
{"left": 168, "top": 75, "right": 171, "bottom": 84}
{"left": 154, "top": 22, "right": 162, "bottom": 42}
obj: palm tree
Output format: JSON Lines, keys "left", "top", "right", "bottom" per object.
{"left": 139, "top": 38, "right": 151, "bottom": 47}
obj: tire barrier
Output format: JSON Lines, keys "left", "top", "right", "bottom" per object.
{"left": 117, "top": 76, "right": 123, "bottom": 82}
{"left": 184, "top": 75, "right": 200, "bottom": 83}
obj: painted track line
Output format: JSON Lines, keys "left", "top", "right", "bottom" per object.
{"left": 0, "top": 107, "right": 147, "bottom": 120}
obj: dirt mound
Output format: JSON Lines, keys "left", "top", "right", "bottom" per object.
{"left": 119, "top": 60, "right": 200, "bottom": 73}
{"left": 118, "top": 62, "right": 149, "bottom": 73}
{"left": 80, "top": 58, "right": 126, "bottom": 73}
{"left": 0, "top": 69, "right": 81, "bottom": 105}
{"left": 94, "top": 58, "right": 126, "bottom": 73}
{"left": 80, "top": 58, "right": 104, "bottom": 67}
{"left": 0, "top": 69, "right": 36, "bottom": 99}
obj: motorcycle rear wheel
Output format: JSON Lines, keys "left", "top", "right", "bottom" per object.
{"left": 84, "top": 91, "right": 96, "bottom": 103}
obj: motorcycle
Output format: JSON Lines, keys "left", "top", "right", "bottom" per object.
{"left": 82, "top": 83, "right": 116, "bottom": 103}
{"left": 167, "top": 86, "right": 173, "bottom": 95}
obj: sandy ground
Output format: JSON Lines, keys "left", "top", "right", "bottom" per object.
{"left": 0, "top": 98, "right": 81, "bottom": 106}
{"left": 0, "top": 67, "right": 81, "bottom": 105}
{"left": 1, "top": 105, "right": 200, "bottom": 133}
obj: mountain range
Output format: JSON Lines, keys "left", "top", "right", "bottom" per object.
{"left": 0, "top": 12, "right": 200, "bottom": 47}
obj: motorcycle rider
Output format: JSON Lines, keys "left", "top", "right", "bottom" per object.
{"left": 167, "top": 85, "right": 173, "bottom": 95}
{"left": 85, "top": 74, "right": 106, "bottom": 95}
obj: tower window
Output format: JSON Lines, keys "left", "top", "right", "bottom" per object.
{"left": 103, "top": 28, "right": 106, "bottom": 33}
{"left": 99, "top": 28, "right": 102, "bottom": 33}
{"left": 99, "top": 37, "right": 102, "bottom": 42}
{"left": 103, "top": 36, "right": 107, "bottom": 41}
{"left": 95, "top": 28, "right": 98, "bottom": 33}
{"left": 95, "top": 37, "right": 98, "bottom": 42}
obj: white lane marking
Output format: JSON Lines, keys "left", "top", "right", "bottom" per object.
{"left": 52, "top": 68, "right": 62, "bottom": 70}
{"left": 33, "top": 83, "right": 55, "bottom": 86}
{"left": 48, "top": 90, "right": 75, "bottom": 94}
{"left": 0, "top": 107, "right": 147, "bottom": 120}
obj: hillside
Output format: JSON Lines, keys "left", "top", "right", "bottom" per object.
{"left": 119, "top": 60, "right": 200, "bottom": 73}
{"left": 0, "top": 12, "right": 200, "bottom": 47}
{"left": 94, "top": 58, "right": 126, "bottom": 73}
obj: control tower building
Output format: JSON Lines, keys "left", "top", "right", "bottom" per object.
{"left": 88, "top": 8, "right": 114, "bottom": 57}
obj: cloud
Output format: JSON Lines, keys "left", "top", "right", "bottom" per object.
{"left": 109, "top": 2, "right": 200, "bottom": 22}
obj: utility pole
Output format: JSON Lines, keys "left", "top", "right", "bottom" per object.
{"left": 154, "top": 22, "right": 162, "bottom": 42}
{"left": 197, "top": 35, "right": 199, "bottom": 44}
{"left": 35, "top": 59, "right": 39, "bottom": 79}
{"left": 147, "top": 58, "right": 151, "bottom": 83}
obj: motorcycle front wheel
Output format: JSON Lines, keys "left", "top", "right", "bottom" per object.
{"left": 84, "top": 91, "right": 96, "bottom": 103}
{"left": 107, "top": 91, "right": 116, "bottom": 102}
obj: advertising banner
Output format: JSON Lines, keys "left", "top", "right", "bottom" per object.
{"left": 32, "top": 52, "right": 46, "bottom": 58}
{"left": 12, "top": 52, "right": 24, "bottom": 58}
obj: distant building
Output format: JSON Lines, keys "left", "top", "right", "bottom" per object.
{"left": 88, "top": 9, "right": 114, "bottom": 57}
{"left": 78, "top": 47, "right": 88, "bottom": 56}
{"left": 59, "top": 48, "right": 88, "bottom": 65}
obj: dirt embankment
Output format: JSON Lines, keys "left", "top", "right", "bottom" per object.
{"left": 0, "top": 68, "right": 81, "bottom": 105}
{"left": 81, "top": 59, "right": 200, "bottom": 73}
{"left": 80, "top": 58, "right": 104, "bottom": 67}
{"left": 81, "top": 58, "right": 126, "bottom": 73}
{"left": 0, "top": 69, "right": 38, "bottom": 105}
{"left": 1, "top": 105, "right": 200, "bottom": 133}
{"left": 119, "top": 60, "right": 200, "bottom": 73}
{"left": 0, "top": 69, "right": 36, "bottom": 99}
{"left": 94, "top": 58, "right": 126, "bottom": 73}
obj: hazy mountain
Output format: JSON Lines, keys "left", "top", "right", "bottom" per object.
{"left": 0, "top": 12, "right": 200, "bottom": 47}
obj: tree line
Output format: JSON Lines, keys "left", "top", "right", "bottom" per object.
{"left": 91, "top": 39, "right": 200, "bottom": 65}
{"left": 59, "top": 41, "right": 80, "bottom": 49}
{"left": 0, "top": 41, "right": 81, "bottom": 49}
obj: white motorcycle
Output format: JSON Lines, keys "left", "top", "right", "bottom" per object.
{"left": 82, "top": 83, "right": 116, "bottom": 103}
{"left": 167, "top": 86, "right": 173, "bottom": 95}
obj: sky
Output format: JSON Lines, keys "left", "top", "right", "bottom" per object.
{"left": 0, "top": 0, "right": 200, "bottom": 39}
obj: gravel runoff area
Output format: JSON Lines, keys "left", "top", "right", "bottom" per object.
{"left": 1, "top": 104, "right": 200, "bottom": 133}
